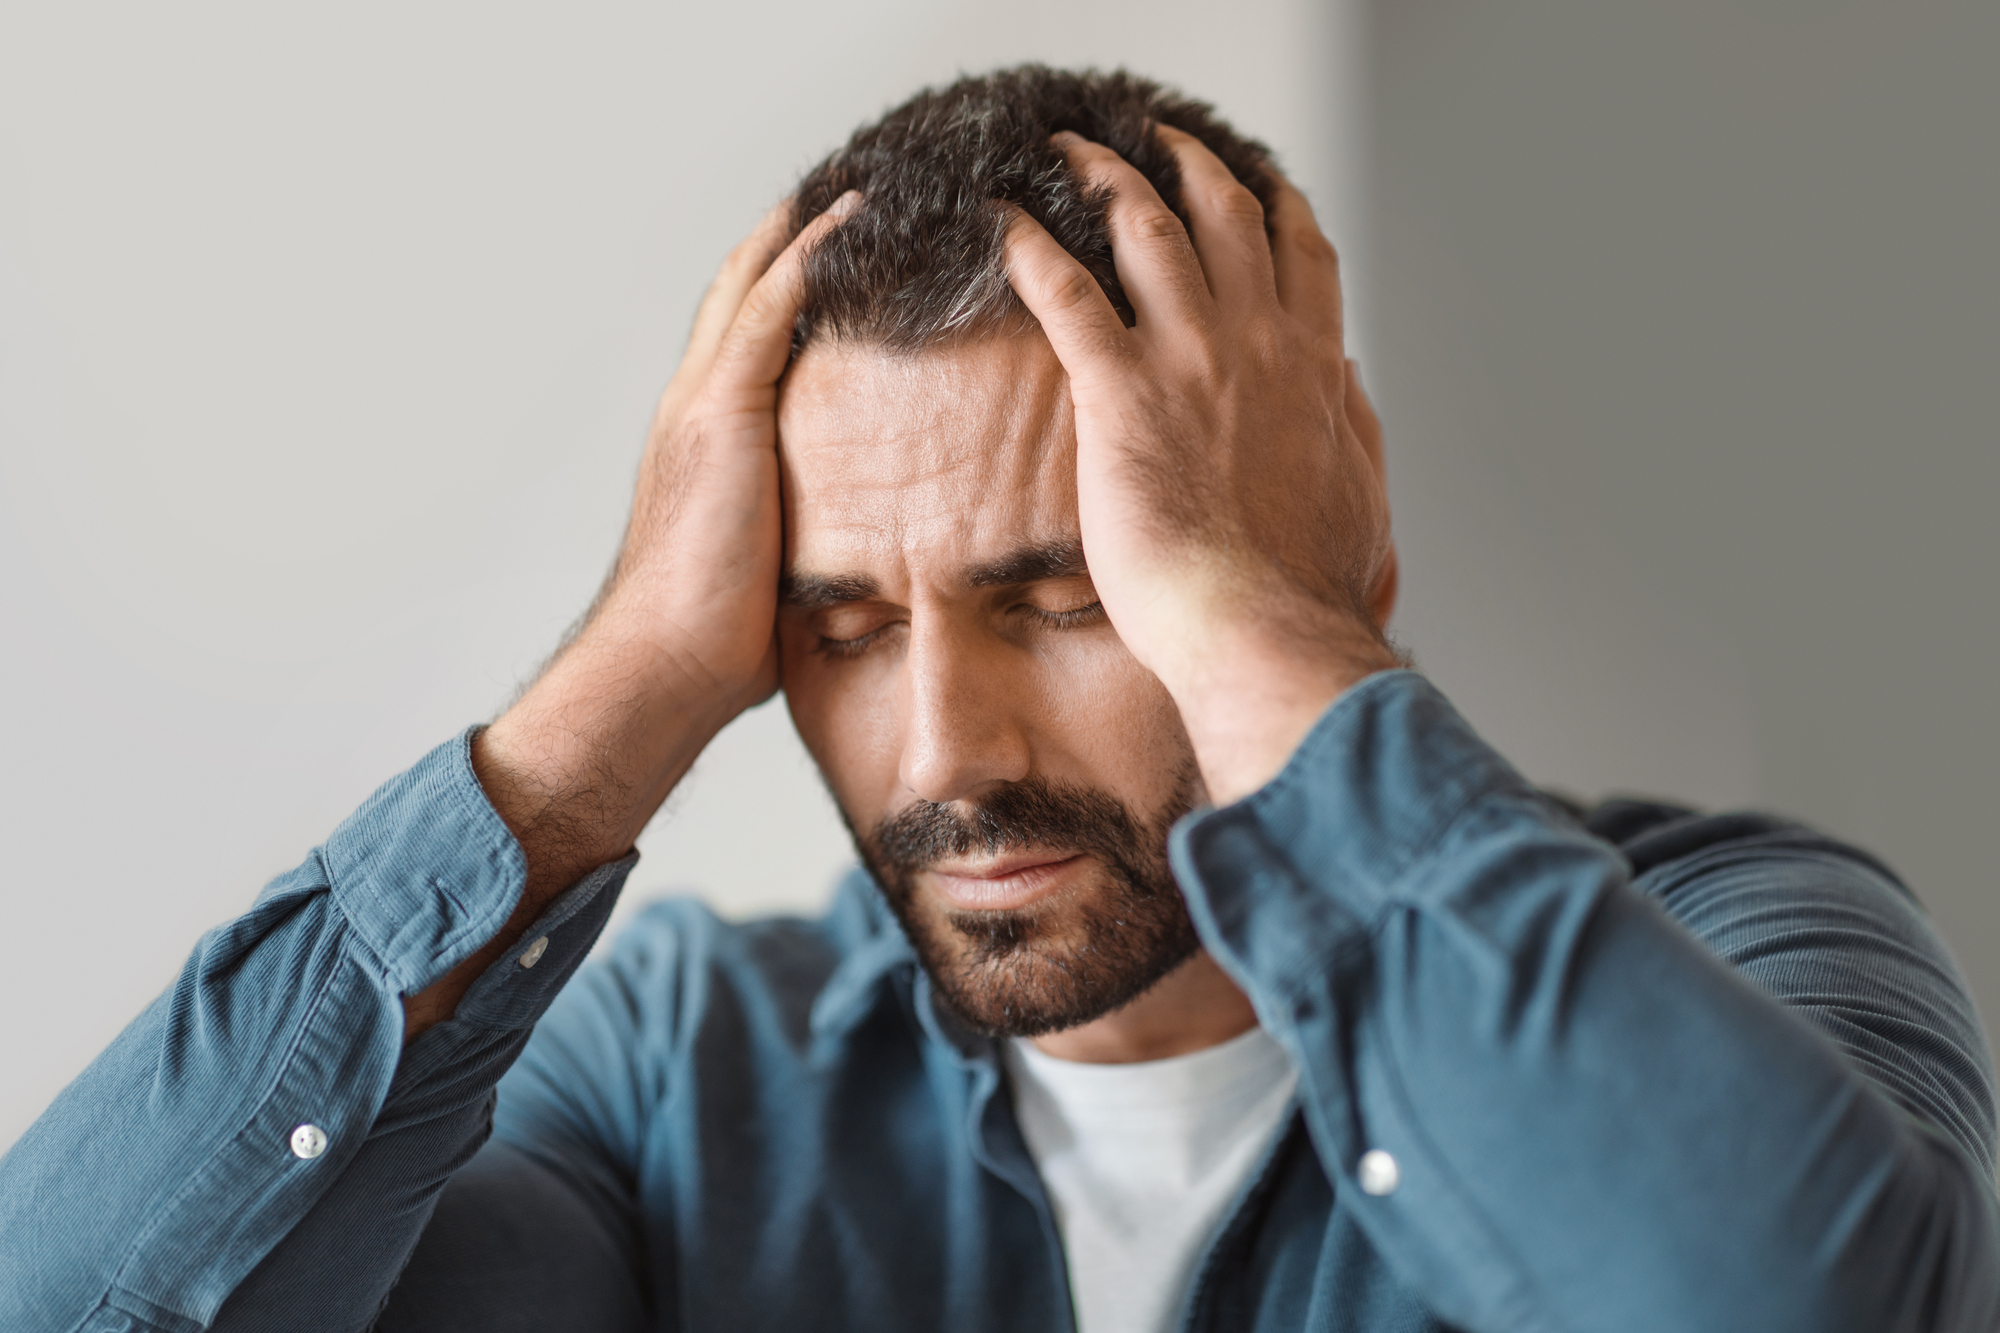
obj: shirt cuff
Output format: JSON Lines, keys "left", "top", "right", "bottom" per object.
{"left": 1169, "top": 670, "right": 1540, "bottom": 998}
{"left": 317, "top": 726, "right": 531, "bottom": 994}
{"left": 444, "top": 851, "right": 635, "bottom": 1032}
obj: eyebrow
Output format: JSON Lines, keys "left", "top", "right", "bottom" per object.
{"left": 780, "top": 535, "right": 1089, "bottom": 608}
{"left": 779, "top": 571, "right": 881, "bottom": 609}
{"left": 964, "top": 536, "right": 1089, "bottom": 589}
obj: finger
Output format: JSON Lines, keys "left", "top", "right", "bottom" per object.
{"left": 1265, "top": 171, "right": 1344, "bottom": 338}
{"left": 1000, "top": 202, "right": 1133, "bottom": 386}
{"left": 674, "top": 199, "right": 798, "bottom": 392}
{"left": 1052, "top": 131, "right": 1213, "bottom": 329}
{"left": 706, "top": 191, "right": 861, "bottom": 396}
{"left": 1151, "top": 123, "right": 1277, "bottom": 314}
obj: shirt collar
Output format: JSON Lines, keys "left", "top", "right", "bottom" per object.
{"left": 806, "top": 866, "right": 1001, "bottom": 1071}
{"left": 807, "top": 866, "right": 919, "bottom": 1043}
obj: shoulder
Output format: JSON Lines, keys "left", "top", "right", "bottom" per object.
{"left": 1584, "top": 800, "right": 1939, "bottom": 972}
{"left": 1585, "top": 798, "right": 1906, "bottom": 894}
{"left": 1583, "top": 798, "right": 1997, "bottom": 1172}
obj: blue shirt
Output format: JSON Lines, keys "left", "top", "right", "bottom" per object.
{"left": 4, "top": 671, "right": 1995, "bottom": 1331}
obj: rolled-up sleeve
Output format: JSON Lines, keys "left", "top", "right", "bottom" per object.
{"left": 0, "top": 729, "right": 633, "bottom": 1333}
{"left": 1171, "top": 670, "right": 2000, "bottom": 1333}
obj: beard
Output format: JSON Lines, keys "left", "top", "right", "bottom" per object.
{"left": 851, "top": 765, "right": 1204, "bottom": 1039}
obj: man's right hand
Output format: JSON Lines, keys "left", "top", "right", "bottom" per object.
{"left": 403, "top": 192, "right": 859, "bottom": 1039}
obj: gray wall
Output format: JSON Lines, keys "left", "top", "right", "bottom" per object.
{"left": 1370, "top": 1, "right": 2000, "bottom": 1058}
{"left": 0, "top": 2, "right": 1362, "bottom": 1150}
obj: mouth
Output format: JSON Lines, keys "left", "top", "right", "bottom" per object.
{"left": 925, "top": 851, "right": 1089, "bottom": 913}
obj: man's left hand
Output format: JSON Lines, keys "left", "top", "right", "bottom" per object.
{"left": 1004, "top": 125, "right": 1401, "bottom": 805}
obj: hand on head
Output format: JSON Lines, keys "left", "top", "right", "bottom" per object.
{"left": 1004, "top": 126, "right": 1401, "bottom": 802}
{"left": 615, "top": 189, "right": 866, "bottom": 713}
{"left": 404, "top": 191, "right": 860, "bottom": 1038}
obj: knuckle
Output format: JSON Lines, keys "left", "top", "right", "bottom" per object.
{"left": 1239, "top": 320, "right": 1283, "bottom": 367}
{"left": 717, "top": 309, "right": 765, "bottom": 359}
{"left": 1128, "top": 207, "right": 1191, "bottom": 246}
{"left": 735, "top": 272, "right": 797, "bottom": 331}
{"left": 1070, "top": 142, "right": 1119, "bottom": 171}
{"left": 1209, "top": 182, "right": 1266, "bottom": 224}
{"left": 1043, "top": 263, "right": 1107, "bottom": 315}
{"left": 1180, "top": 344, "right": 1226, "bottom": 388}
{"left": 1067, "top": 141, "right": 1126, "bottom": 176}
{"left": 1295, "top": 224, "right": 1340, "bottom": 268}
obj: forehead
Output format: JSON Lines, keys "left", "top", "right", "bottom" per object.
{"left": 776, "top": 334, "right": 1078, "bottom": 583}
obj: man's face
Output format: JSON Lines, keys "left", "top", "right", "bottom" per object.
{"left": 776, "top": 333, "right": 1205, "bottom": 1037}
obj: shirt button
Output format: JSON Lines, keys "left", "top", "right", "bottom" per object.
{"left": 1358, "top": 1148, "right": 1400, "bottom": 1196}
{"left": 290, "top": 1123, "right": 328, "bottom": 1160}
{"left": 518, "top": 935, "right": 550, "bottom": 969}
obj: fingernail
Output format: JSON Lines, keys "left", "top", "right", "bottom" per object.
{"left": 828, "top": 189, "right": 863, "bottom": 218}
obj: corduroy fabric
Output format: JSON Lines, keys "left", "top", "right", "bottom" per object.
{"left": 5, "top": 675, "right": 1995, "bottom": 1331}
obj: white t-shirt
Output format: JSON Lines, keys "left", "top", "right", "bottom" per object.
{"left": 1003, "top": 1027, "right": 1299, "bottom": 1333}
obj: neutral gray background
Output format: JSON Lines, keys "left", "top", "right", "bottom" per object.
{"left": 2, "top": 1, "right": 1993, "bottom": 1157}
{"left": 1369, "top": 0, "right": 1999, "bottom": 1068}
{"left": 0, "top": 0, "right": 1363, "bottom": 1151}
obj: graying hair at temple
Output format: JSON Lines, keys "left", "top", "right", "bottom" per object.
{"left": 789, "top": 65, "right": 1280, "bottom": 352}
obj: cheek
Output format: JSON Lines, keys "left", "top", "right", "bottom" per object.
{"left": 779, "top": 627, "right": 904, "bottom": 827}
{"left": 1042, "top": 633, "right": 1194, "bottom": 797}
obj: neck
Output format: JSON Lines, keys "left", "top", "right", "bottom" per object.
{"left": 1028, "top": 949, "right": 1258, "bottom": 1063}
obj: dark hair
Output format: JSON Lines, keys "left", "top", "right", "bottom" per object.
{"left": 791, "top": 65, "right": 1277, "bottom": 352}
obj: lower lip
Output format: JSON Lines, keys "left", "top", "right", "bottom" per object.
{"left": 929, "top": 855, "right": 1087, "bottom": 912}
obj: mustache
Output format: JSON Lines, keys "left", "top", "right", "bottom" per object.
{"left": 866, "top": 777, "right": 1148, "bottom": 876}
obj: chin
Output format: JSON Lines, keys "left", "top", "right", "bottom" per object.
{"left": 913, "top": 897, "right": 1200, "bottom": 1040}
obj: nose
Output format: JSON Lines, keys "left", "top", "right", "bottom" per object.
{"left": 896, "top": 617, "right": 1033, "bottom": 805}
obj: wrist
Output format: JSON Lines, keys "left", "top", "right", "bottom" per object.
{"left": 1163, "top": 607, "right": 1400, "bottom": 806}
{"left": 477, "top": 617, "right": 750, "bottom": 896}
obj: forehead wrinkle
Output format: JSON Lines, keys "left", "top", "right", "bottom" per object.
{"left": 782, "top": 504, "right": 911, "bottom": 606}
{"left": 787, "top": 334, "right": 1068, "bottom": 464}
{"left": 779, "top": 333, "right": 1079, "bottom": 595}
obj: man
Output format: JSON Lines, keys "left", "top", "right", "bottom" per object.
{"left": 2, "top": 66, "right": 1995, "bottom": 1333}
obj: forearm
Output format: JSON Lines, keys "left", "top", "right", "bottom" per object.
{"left": 394, "top": 189, "right": 852, "bottom": 1042}
{"left": 405, "top": 619, "right": 748, "bottom": 1038}
{"left": 211, "top": 865, "right": 628, "bottom": 1330}
{"left": 1172, "top": 672, "right": 2000, "bottom": 1331}
{"left": 0, "top": 733, "right": 633, "bottom": 1333}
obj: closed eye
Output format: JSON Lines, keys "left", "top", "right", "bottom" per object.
{"left": 1026, "top": 601, "right": 1105, "bottom": 629}
{"left": 808, "top": 599, "right": 1102, "bottom": 660}
{"left": 814, "top": 622, "right": 903, "bottom": 660}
